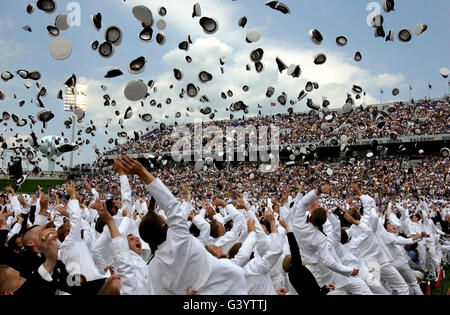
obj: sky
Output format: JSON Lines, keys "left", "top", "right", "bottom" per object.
{"left": 0, "top": 0, "right": 448, "bottom": 170}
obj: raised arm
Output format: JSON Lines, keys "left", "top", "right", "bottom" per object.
{"left": 117, "top": 155, "right": 189, "bottom": 237}
{"left": 63, "top": 183, "right": 82, "bottom": 244}
{"left": 114, "top": 158, "right": 133, "bottom": 212}
{"left": 230, "top": 219, "right": 257, "bottom": 267}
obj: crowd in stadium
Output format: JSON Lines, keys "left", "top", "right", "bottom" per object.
{"left": 1, "top": 153, "right": 449, "bottom": 295}
{"left": 105, "top": 98, "right": 450, "bottom": 156}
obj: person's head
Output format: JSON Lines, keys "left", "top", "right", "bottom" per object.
{"left": 113, "top": 199, "right": 122, "bottom": 210}
{"left": 309, "top": 207, "right": 327, "bottom": 227}
{"left": 7, "top": 234, "right": 23, "bottom": 253}
{"left": 22, "top": 225, "right": 44, "bottom": 253}
{"left": 105, "top": 199, "right": 118, "bottom": 216}
{"left": 410, "top": 214, "right": 419, "bottom": 223}
{"left": 385, "top": 222, "right": 396, "bottom": 234}
{"left": 57, "top": 221, "right": 71, "bottom": 242}
{"left": 282, "top": 255, "right": 292, "bottom": 273}
{"left": 209, "top": 220, "right": 226, "bottom": 238}
{"left": 205, "top": 245, "right": 225, "bottom": 259}
{"left": 224, "top": 220, "right": 233, "bottom": 232}
{"left": 189, "top": 223, "right": 200, "bottom": 237}
{"left": 0, "top": 265, "right": 25, "bottom": 295}
{"left": 307, "top": 200, "right": 321, "bottom": 212}
{"left": 139, "top": 211, "right": 168, "bottom": 247}
{"left": 127, "top": 234, "right": 142, "bottom": 256}
{"left": 95, "top": 218, "right": 107, "bottom": 233}
{"left": 348, "top": 207, "right": 362, "bottom": 221}
{"left": 227, "top": 242, "right": 242, "bottom": 260}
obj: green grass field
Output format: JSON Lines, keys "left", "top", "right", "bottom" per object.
{"left": 0, "top": 179, "right": 68, "bottom": 193}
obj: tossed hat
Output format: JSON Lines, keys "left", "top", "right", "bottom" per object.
{"left": 128, "top": 56, "right": 146, "bottom": 74}
{"left": 265, "top": 1, "right": 291, "bottom": 14}
{"left": 156, "top": 33, "right": 166, "bottom": 45}
{"left": 158, "top": 7, "right": 167, "bottom": 16}
{"left": 91, "top": 12, "right": 102, "bottom": 31}
{"left": 392, "top": 88, "right": 400, "bottom": 96}
{"left": 192, "top": 3, "right": 202, "bottom": 18}
{"left": 250, "top": 48, "right": 264, "bottom": 62}
{"left": 200, "top": 107, "right": 212, "bottom": 115}
{"left": 238, "top": 17, "right": 247, "bottom": 28}
{"left": 98, "top": 41, "right": 114, "bottom": 58}
{"left": 287, "top": 64, "right": 301, "bottom": 78}
{"left": 124, "top": 80, "right": 148, "bottom": 101}
{"left": 104, "top": 69, "right": 122, "bottom": 79}
{"left": 156, "top": 19, "right": 166, "bottom": 30}
{"left": 386, "top": 29, "right": 395, "bottom": 41}
{"left": 124, "top": 106, "right": 133, "bottom": 120}
{"left": 37, "top": 109, "right": 54, "bottom": 128}
{"left": 305, "top": 81, "right": 313, "bottom": 92}
{"left": 37, "top": 0, "right": 56, "bottom": 14}
{"left": 440, "top": 67, "right": 449, "bottom": 78}
{"left": 27, "top": 4, "right": 35, "bottom": 14}
{"left": 255, "top": 61, "right": 264, "bottom": 73}
{"left": 1, "top": 71, "right": 14, "bottom": 81}
{"left": 139, "top": 26, "right": 153, "bottom": 42}
{"left": 186, "top": 83, "right": 199, "bottom": 97}
{"left": 133, "top": 5, "right": 153, "bottom": 26}
{"left": 55, "top": 14, "right": 71, "bottom": 31}
{"left": 336, "top": 36, "right": 347, "bottom": 47}
{"left": 441, "top": 147, "right": 450, "bottom": 158}
{"left": 308, "top": 29, "right": 323, "bottom": 45}
{"left": 352, "top": 85, "right": 363, "bottom": 94}
{"left": 278, "top": 92, "right": 287, "bottom": 105}
{"left": 91, "top": 40, "right": 99, "bottom": 50}
{"left": 354, "top": 51, "right": 362, "bottom": 62}
{"left": 306, "top": 99, "right": 319, "bottom": 110}
{"left": 17, "top": 69, "right": 29, "bottom": 79}
{"left": 198, "top": 71, "right": 213, "bottom": 83}
{"left": 414, "top": 24, "right": 427, "bottom": 36}
{"left": 105, "top": 26, "right": 123, "bottom": 46}
{"left": 398, "top": 29, "right": 412, "bottom": 42}
{"left": 49, "top": 37, "right": 72, "bottom": 60}
{"left": 297, "top": 90, "right": 307, "bottom": 101}
{"left": 246, "top": 29, "right": 261, "bottom": 43}
{"left": 383, "top": 0, "right": 395, "bottom": 13}
{"left": 47, "top": 25, "right": 60, "bottom": 37}
{"left": 179, "top": 40, "right": 189, "bottom": 51}
{"left": 314, "top": 53, "right": 326, "bottom": 65}
{"left": 199, "top": 17, "right": 219, "bottom": 35}
{"left": 275, "top": 57, "right": 288, "bottom": 73}
{"left": 266, "top": 86, "right": 275, "bottom": 97}
{"left": 374, "top": 25, "right": 386, "bottom": 38}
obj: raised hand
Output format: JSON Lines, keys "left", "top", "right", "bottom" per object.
{"left": 247, "top": 219, "right": 256, "bottom": 233}
{"left": 40, "top": 194, "right": 50, "bottom": 211}
{"left": 213, "top": 198, "right": 227, "bottom": 208}
{"left": 320, "top": 184, "right": 332, "bottom": 195}
{"left": 5, "top": 185, "right": 15, "bottom": 196}
{"left": 350, "top": 183, "right": 362, "bottom": 197}
{"left": 113, "top": 157, "right": 125, "bottom": 176}
{"left": 64, "top": 183, "right": 77, "bottom": 200}
{"left": 117, "top": 155, "right": 145, "bottom": 176}
{"left": 278, "top": 217, "right": 291, "bottom": 233}
{"left": 93, "top": 199, "right": 113, "bottom": 224}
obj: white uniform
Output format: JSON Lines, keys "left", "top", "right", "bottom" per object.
{"left": 146, "top": 178, "right": 248, "bottom": 295}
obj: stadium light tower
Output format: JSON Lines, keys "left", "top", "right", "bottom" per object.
{"left": 63, "top": 79, "right": 88, "bottom": 170}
